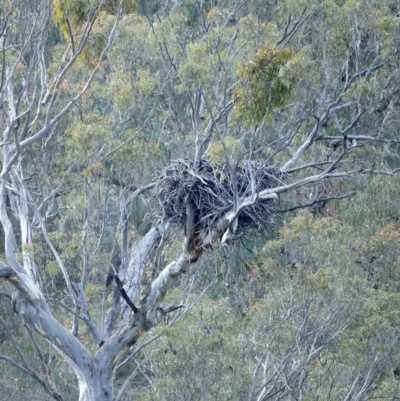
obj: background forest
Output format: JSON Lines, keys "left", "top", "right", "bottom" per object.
{"left": 2, "top": 0, "right": 400, "bottom": 400}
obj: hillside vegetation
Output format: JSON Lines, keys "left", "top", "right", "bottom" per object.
{"left": 1, "top": 1, "right": 400, "bottom": 400}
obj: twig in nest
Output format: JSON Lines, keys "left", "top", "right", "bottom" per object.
{"left": 154, "top": 159, "right": 280, "bottom": 234}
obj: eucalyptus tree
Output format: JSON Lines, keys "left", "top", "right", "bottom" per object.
{"left": 1, "top": 1, "right": 400, "bottom": 401}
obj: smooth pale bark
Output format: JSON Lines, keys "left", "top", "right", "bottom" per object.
{"left": 0, "top": 185, "right": 281, "bottom": 400}
{"left": 11, "top": 171, "right": 37, "bottom": 280}
{"left": 0, "top": 3, "right": 129, "bottom": 400}
{"left": 0, "top": 160, "right": 381, "bottom": 401}
{"left": 0, "top": 263, "right": 99, "bottom": 400}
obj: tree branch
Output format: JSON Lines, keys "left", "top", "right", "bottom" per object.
{"left": 114, "top": 273, "right": 138, "bottom": 314}
{"left": 277, "top": 191, "right": 357, "bottom": 213}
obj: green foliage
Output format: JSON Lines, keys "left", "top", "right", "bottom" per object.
{"left": 334, "top": 174, "right": 400, "bottom": 232}
{"left": 143, "top": 298, "right": 252, "bottom": 401}
{"left": 234, "top": 42, "right": 308, "bottom": 125}
{"left": 5, "top": 0, "right": 400, "bottom": 399}
{"left": 207, "top": 137, "right": 246, "bottom": 166}
{"left": 52, "top": 0, "right": 88, "bottom": 39}
{"left": 138, "top": 208, "right": 400, "bottom": 399}
{"left": 53, "top": 0, "right": 138, "bottom": 40}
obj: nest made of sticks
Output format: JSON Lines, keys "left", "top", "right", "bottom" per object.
{"left": 153, "top": 159, "right": 281, "bottom": 233}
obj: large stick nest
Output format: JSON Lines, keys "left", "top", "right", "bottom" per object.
{"left": 154, "top": 159, "right": 281, "bottom": 233}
